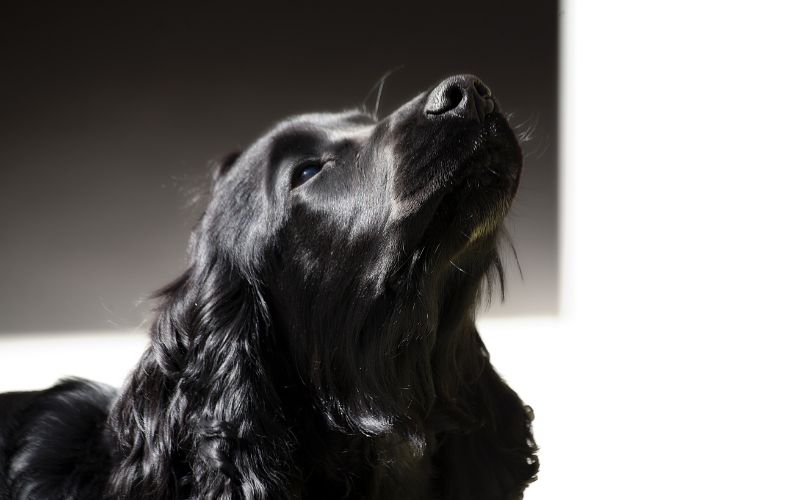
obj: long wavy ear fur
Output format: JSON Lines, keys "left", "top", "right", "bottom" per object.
{"left": 106, "top": 251, "right": 297, "bottom": 499}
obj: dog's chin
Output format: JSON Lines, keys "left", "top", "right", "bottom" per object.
{"left": 420, "top": 112, "right": 522, "bottom": 257}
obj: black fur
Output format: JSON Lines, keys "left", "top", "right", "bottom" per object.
{"left": 0, "top": 76, "right": 538, "bottom": 499}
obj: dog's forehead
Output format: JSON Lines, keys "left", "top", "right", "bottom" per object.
{"left": 268, "top": 110, "right": 374, "bottom": 144}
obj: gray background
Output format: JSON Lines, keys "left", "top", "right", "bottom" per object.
{"left": 0, "top": 2, "right": 558, "bottom": 333}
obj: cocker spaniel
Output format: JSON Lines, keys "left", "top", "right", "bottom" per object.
{"left": 0, "top": 75, "right": 538, "bottom": 499}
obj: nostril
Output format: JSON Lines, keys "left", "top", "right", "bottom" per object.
{"left": 442, "top": 85, "right": 464, "bottom": 111}
{"left": 474, "top": 80, "right": 490, "bottom": 98}
{"left": 426, "top": 83, "right": 466, "bottom": 116}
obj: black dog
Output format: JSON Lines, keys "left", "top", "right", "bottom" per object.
{"left": 0, "top": 75, "right": 538, "bottom": 499}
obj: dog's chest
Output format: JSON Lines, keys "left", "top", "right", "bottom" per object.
{"left": 301, "top": 432, "right": 433, "bottom": 499}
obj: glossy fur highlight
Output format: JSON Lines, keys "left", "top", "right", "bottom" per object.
{"left": 0, "top": 75, "right": 538, "bottom": 499}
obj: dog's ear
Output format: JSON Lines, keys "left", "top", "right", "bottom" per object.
{"left": 107, "top": 252, "right": 298, "bottom": 499}
{"left": 210, "top": 151, "right": 241, "bottom": 184}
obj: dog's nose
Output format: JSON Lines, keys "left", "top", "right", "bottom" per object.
{"left": 424, "top": 75, "right": 495, "bottom": 121}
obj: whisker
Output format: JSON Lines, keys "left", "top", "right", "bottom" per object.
{"left": 448, "top": 259, "right": 468, "bottom": 275}
{"left": 361, "top": 66, "right": 405, "bottom": 121}
{"left": 512, "top": 111, "right": 539, "bottom": 130}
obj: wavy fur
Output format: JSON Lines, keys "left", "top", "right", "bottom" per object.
{"left": 0, "top": 75, "right": 538, "bottom": 499}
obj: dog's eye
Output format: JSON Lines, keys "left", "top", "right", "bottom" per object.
{"left": 291, "top": 161, "right": 325, "bottom": 189}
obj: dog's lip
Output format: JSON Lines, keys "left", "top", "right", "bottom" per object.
{"left": 448, "top": 113, "right": 522, "bottom": 188}
{"left": 417, "top": 113, "right": 522, "bottom": 234}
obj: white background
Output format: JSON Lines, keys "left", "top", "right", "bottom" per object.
{"left": 1, "top": 1, "right": 799, "bottom": 498}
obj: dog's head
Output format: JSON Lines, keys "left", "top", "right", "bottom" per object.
{"left": 195, "top": 75, "right": 522, "bottom": 431}
{"left": 109, "top": 75, "right": 528, "bottom": 498}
